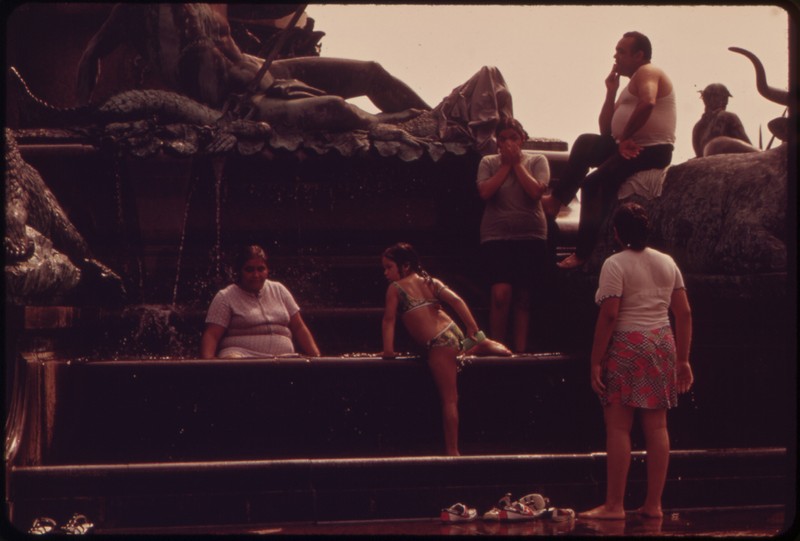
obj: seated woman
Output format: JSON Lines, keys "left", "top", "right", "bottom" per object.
{"left": 381, "top": 242, "right": 511, "bottom": 456}
{"left": 200, "top": 245, "right": 320, "bottom": 358}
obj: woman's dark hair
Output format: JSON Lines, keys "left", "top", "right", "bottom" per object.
{"left": 233, "top": 244, "right": 268, "bottom": 273}
{"left": 382, "top": 242, "right": 433, "bottom": 284}
{"left": 623, "top": 31, "right": 652, "bottom": 61}
{"left": 494, "top": 116, "right": 528, "bottom": 141}
{"left": 613, "top": 202, "right": 649, "bottom": 250}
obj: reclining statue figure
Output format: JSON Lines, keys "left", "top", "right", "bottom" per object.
{"left": 75, "top": 3, "right": 432, "bottom": 133}
{"left": 72, "top": 3, "right": 514, "bottom": 155}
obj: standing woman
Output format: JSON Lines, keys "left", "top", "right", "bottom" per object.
{"left": 579, "top": 202, "right": 693, "bottom": 520}
{"left": 200, "top": 245, "right": 320, "bottom": 358}
{"left": 477, "top": 117, "right": 550, "bottom": 352}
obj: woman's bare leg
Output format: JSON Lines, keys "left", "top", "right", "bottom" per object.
{"left": 579, "top": 403, "right": 634, "bottom": 519}
{"left": 637, "top": 408, "right": 669, "bottom": 518}
{"left": 489, "top": 283, "right": 512, "bottom": 345}
{"left": 511, "top": 288, "right": 530, "bottom": 353}
{"left": 427, "top": 347, "right": 461, "bottom": 456}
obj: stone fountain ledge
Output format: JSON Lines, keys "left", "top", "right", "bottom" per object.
{"left": 11, "top": 127, "right": 567, "bottom": 146}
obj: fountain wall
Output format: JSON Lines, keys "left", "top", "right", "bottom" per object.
{"left": 4, "top": 3, "right": 795, "bottom": 532}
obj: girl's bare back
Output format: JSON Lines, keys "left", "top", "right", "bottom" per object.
{"left": 394, "top": 275, "right": 454, "bottom": 345}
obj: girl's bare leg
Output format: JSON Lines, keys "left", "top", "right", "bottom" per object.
{"left": 427, "top": 347, "right": 461, "bottom": 456}
{"left": 637, "top": 408, "right": 669, "bottom": 518}
{"left": 579, "top": 403, "right": 634, "bottom": 519}
{"left": 489, "top": 283, "right": 512, "bottom": 345}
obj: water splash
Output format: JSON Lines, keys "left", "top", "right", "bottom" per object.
{"left": 91, "top": 304, "right": 198, "bottom": 360}
{"left": 171, "top": 177, "right": 197, "bottom": 307}
{"left": 211, "top": 156, "right": 226, "bottom": 279}
{"left": 113, "top": 159, "right": 125, "bottom": 234}
{"left": 113, "top": 156, "right": 144, "bottom": 295}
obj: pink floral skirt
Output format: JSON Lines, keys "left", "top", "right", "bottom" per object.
{"left": 600, "top": 325, "right": 677, "bottom": 409}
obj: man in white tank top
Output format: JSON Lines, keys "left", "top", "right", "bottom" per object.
{"left": 541, "top": 32, "right": 676, "bottom": 269}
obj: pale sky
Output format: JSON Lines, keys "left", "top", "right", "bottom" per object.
{"left": 309, "top": 4, "right": 791, "bottom": 164}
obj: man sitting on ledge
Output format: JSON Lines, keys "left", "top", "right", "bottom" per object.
{"left": 541, "top": 31, "right": 676, "bottom": 269}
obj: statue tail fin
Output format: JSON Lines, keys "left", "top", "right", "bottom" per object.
{"left": 8, "top": 66, "right": 87, "bottom": 127}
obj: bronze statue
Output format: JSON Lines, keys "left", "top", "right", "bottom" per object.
{"left": 75, "top": 3, "right": 431, "bottom": 132}
{"left": 4, "top": 128, "right": 125, "bottom": 303}
{"left": 728, "top": 47, "right": 789, "bottom": 144}
{"left": 698, "top": 48, "right": 788, "bottom": 157}
{"left": 692, "top": 83, "right": 754, "bottom": 157}
{"left": 9, "top": 3, "right": 517, "bottom": 161}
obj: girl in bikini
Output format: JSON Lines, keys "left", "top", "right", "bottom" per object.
{"left": 381, "top": 242, "right": 511, "bottom": 456}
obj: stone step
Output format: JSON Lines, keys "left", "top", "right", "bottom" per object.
{"left": 7, "top": 448, "right": 789, "bottom": 530}
{"left": 9, "top": 350, "right": 790, "bottom": 469}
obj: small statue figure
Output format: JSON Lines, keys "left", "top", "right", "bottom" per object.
{"left": 692, "top": 83, "right": 754, "bottom": 157}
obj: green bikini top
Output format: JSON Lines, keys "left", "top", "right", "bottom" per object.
{"left": 392, "top": 279, "right": 446, "bottom": 315}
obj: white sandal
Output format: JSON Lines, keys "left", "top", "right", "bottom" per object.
{"left": 28, "top": 517, "right": 56, "bottom": 535}
{"left": 440, "top": 502, "right": 478, "bottom": 523}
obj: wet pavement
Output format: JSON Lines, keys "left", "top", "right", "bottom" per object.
{"left": 106, "top": 505, "right": 790, "bottom": 537}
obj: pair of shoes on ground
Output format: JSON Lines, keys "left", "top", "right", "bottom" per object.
{"left": 442, "top": 492, "right": 575, "bottom": 523}
{"left": 28, "top": 514, "right": 94, "bottom": 535}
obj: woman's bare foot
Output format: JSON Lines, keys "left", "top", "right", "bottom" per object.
{"left": 577, "top": 504, "right": 626, "bottom": 520}
{"left": 556, "top": 253, "right": 586, "bottom": 269}
{"left": 634, "top": 506, "right": 663, "bottom": 519}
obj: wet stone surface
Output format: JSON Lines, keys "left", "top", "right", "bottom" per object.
{"left": 104, "top": 506, "right": 788, "bottom": 536}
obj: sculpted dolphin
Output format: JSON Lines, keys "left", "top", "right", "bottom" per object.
{"left": 5, "top": 128, "right": 126, "bottom": 303}
{"left": 5, "top": 128, "right": 89, "bottom": 262}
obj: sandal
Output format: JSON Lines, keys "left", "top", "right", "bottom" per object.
{"left": 440, "top": 503, "right": 478, "bottom": 523}
{"left": 482, "top": 493, "right": 513, "bottom": 521}
{"left": 499, "top": 500, "right": 537, "bottom": 522}
{"left": 28, "top": 517, "right": 57, "bottom": 535}
{"left": 482, "top": 506, "right": 501, "bottom": 521}
{"left": 518, "top": 493, "right": 550, "bottom": 511}
{"left": 60, "top": 514, "right": 94, "bottom": 535}
{"left": 542, "top": 507, "right": 576, "bottom": 522}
